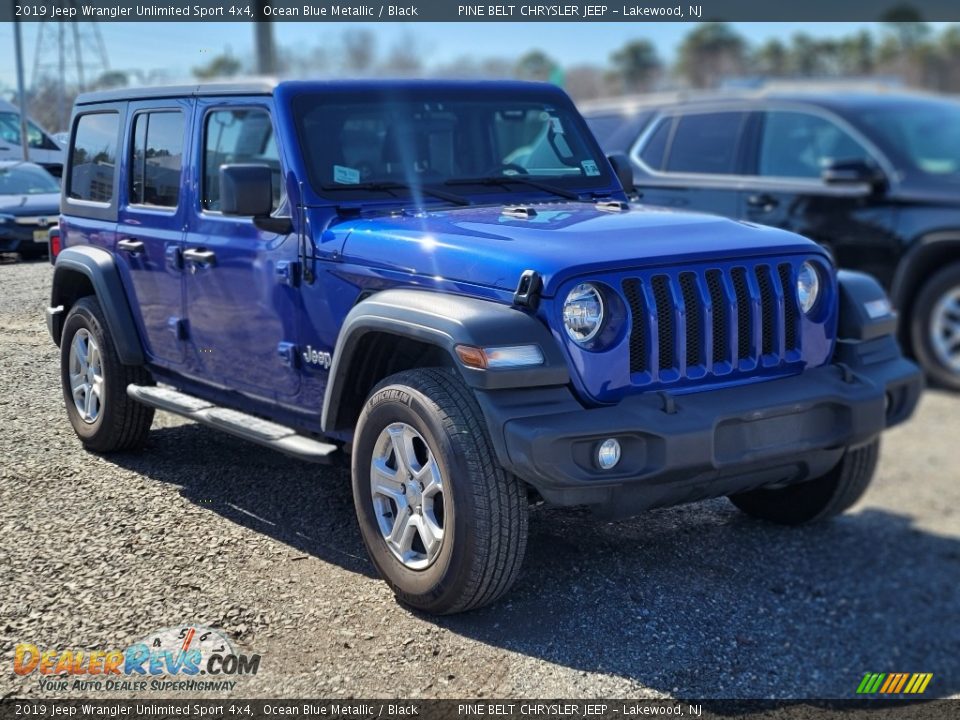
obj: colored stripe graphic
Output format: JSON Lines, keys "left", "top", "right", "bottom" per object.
{"left": 893, "top": 673, "right": 910, "bottom": 693}
{"left": 857, "top": 672, "right": 933, "bottom": 694}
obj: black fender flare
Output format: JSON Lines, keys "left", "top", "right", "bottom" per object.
{"left": 49, "top": 245, "right": 145, "bottom": 365}
{"left": 836, "top": 269, "right": 898, "bottom": 342}
{"left": 321, "top": 289, "right": 569, "bottom": 432}
{"left": 891, "top": 232, "right": 960, "bottom": 314}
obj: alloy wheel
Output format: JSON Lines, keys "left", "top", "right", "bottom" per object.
{"left": 369, "top": 422, "right": 445, "bottom": 570}
{"left": 930, "top": 286, "right": 960, "bottom": 373}
{"left": 68, "top": 328, "right": 104, "bottom": 423}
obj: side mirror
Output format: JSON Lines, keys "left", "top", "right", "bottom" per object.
{"left": 821, "top": 158, "right": 885, "bottom": 189}
{"left": 220, "top": 164, "right": 274, "bottom": 217}
{"left": 607, "top": 153, "right": 636, "bottom": 196}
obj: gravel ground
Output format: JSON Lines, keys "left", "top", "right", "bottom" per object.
{"left": 2, "top": 257, "right": 958, "bottom": 700}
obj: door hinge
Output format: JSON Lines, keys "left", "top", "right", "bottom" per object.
{"left": 277, "top": 341, "right": 298, "bottom": 367}
{"left": 167, "top": 317, "right": 188, "bottom": 340}
{"left": 276, "top": 260, "right": 300, "bottom": 287}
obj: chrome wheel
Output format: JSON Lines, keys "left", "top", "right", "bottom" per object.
{"left": 370, "top": 422, "right": 445, "bottom": 570}
{"left": 68, "top": 328, "right": 103, "bottom": 424}
{"left": 930, "top": 286, "right": 960, "bottom": 373}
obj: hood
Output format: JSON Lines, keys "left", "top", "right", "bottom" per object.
{"left": 337, "top": 202, "right": 824, "bottom": 296}
{"left": 0, "top": 193, "right": 60, "bottom": 216}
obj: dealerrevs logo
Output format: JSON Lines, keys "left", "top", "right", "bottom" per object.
{"left": 14, "top": 626, "right": 261, "bottom": 693}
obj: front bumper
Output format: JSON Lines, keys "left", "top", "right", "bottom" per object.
{"left": 478, "top": 335, "right": 922, "bottom": 519}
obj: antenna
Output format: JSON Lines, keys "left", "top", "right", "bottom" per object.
{"left": 30, "top": 0, "right": 110, "bottom": 131}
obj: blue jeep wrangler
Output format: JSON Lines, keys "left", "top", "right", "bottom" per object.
{"left": 49, "top": 80, "right": 922, "bottom": 613}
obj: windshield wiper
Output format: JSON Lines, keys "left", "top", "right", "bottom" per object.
{"left": 320, "top": 181, "right": 470, "bottom": 207}
{"left": 444, "top": 175, "right": 584, "bottom": 202}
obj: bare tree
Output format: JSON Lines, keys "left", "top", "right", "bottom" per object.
{"left": 342, "top": 29, "right": 376, "bottom": 74}
{"left": 384, "top": 34, "right": 424, "bottom": 76}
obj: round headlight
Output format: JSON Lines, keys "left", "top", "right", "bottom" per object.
{"left": 797, "top": 261, "right": 821, "bottom": 314}
{"left": 563, "top": 283, "right": 605, "bottom": 344}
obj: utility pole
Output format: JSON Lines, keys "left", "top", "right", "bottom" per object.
{"left": 254, "top": 0, "right": 277, "bottom": 75}
{"left": 13, "top": 17, "right": 30, "bottom": 161}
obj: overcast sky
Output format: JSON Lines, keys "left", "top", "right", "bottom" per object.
{"left": 1, "top": 21, "right": 951, "bottom": 91}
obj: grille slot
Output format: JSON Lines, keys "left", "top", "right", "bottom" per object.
{"left": 731, "top": 267, "right": 752, "bottom": 361}
{"left": 651, "top": 276, "right": 674, "bottom": 372}
{"left": 622, "top": 260, "right": 803, "bottom": 384}
{"left": 679, "top": 272, "right": 701, "bottom": 368}
{"left": 705, "top": 269, "right": 728, "bottom": 365}
{"left": 622, "top": 279, "right": 647, "bottom": 373}
{"left": 778, "top": 263, "right": 799, "bottom": 350}
{"left": 755, "top": 265, "right": 775, "bottom": 356}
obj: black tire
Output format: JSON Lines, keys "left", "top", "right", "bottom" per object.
{"left": 352, "top": 368, "right": 528, "bottom": 614}
{"left": 728, "top": 439, "right": 880, "bottom": 525}
{"left": 910, "top": 262, "right": 960, "bottom": 391}
{"left": 59, "top": 296, "right": 154, "bottom": 452}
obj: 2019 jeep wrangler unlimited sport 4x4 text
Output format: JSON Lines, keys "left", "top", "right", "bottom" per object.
{"left": 48, "top": 80, "right": 922, "bottom": 614}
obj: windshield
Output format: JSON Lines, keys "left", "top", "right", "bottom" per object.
{"left": 855, "top": 99, "right": 960, "bottom": 181}
{"left": 0, "top": 164, "right": 60, "bottom": 195}
{"left": 0, "top": 112, "right": 60, "bottom": 151}
{"left": 293, "top": 89, "right": 613, "bottom": 203}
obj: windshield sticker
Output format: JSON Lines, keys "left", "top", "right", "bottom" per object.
{"left": 550, "top": 117, "right": 565, "bottom": 134}
{"left": 582, "top": 160, "right": 601, "bottom": 177}
{"left": 333, "top": 165, "right": 361, "bottom": 185}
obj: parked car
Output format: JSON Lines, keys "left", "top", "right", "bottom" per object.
{"left": 48, "top": 80, "right": 921, "bottom": 613}
{"left": 0, "top": 99, "right": 66, "bottom": 176}
{"left": 0, "top": 161, "right": 60, "bottom": 259}
{"left": 584, "top": 90, "right": 960, "bottom": 390}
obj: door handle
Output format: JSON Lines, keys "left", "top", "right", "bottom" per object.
{"left": 117, "top": 238, "right": 145, "bottom": 255}
{"left": 747, "top": 193, "right": 779, "bottom": 211}
{"left": 182, "top": 248, "right": 217, "bottom": 267}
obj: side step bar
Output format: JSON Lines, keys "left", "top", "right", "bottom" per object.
{"left": 127, "top": 384, "right": 339, "bottom": 464}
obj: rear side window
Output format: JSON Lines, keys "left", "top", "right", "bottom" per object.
{"left": 202, "top": 108, "right": 280, "bottom": 212}
{"left": 68, "top": 112, "right": 119, "bottom": 202}
{"left": 130, "top": 111, "right": 184, "bottom": 208}
{"left": 639, "top": 117, "right": 672, "bottom": 171}
{"left": 664, "top": 112, "right": 747, "bottom": 175}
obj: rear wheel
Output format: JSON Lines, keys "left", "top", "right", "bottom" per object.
{"left": 911, "top": 262, "right": 960, "bottom": 391}
{"left": 60, "top": 296, "right": 154, "bottom": 452}
{"left": 728, "top": 439, "right": 880, "bottom": 525}
{"left": 352, "top": 368, "right": 528, "bottom": 614}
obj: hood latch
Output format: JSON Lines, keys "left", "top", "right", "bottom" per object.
{"left": 513, "top": 270, "right": 543, "bottom": 311}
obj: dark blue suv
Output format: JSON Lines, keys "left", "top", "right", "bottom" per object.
{"left": 49, "top": 80, "right": 921, "bottom": 613}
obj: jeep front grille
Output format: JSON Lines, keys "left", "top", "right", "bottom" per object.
{"left": 622, "top": 261, "right": 802, "bottom": 383}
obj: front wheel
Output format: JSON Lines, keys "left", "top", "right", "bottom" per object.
{"left": 728, "top": 439, "right": 880, "bottom": 525}
{"left": 910, "top": 262, "right": 960, "bottom": 391}
{"left": 352, "top": 368, "right": 528, "bottom": 614}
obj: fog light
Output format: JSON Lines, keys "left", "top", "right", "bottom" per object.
{"left": 597, "top": 438, "right": 621, "bottom": 470}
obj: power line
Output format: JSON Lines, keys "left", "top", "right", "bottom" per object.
{"left": 31, "top": 1, "right": 110, "bottom": 131}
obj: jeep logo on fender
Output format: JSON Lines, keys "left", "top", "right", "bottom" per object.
{"left": 302, "top": 345, "right": 332, "bottom": 370}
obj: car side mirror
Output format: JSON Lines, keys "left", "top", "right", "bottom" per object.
{"left": 220, "top": 164, "right": 274, "bottom": 218}
{"left": 607, "top": 153, "right": 636, "bottom": 196}
{"left": 821, "top": 158, "right": 885, "bottom": 189}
